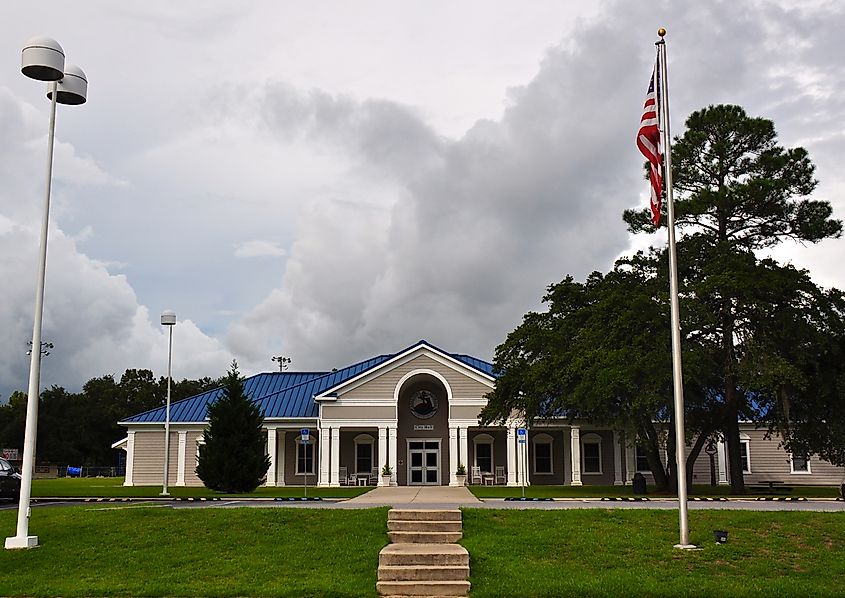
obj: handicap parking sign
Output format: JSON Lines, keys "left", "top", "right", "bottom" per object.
{"left": 300, "top": 428, "right": 310, "bottom": 441}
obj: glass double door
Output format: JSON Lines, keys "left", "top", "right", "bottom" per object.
{"left": 408, "top": 440, "right": 440, "bottom": 485}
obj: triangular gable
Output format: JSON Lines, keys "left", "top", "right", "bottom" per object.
{"left": 314, "top": 340, "right": 495, "bottom": 400}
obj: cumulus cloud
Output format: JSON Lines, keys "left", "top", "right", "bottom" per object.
{"left": 228, "top": 0, "right": 845, "bottom": 371}
{"left": 3, "top": 0, "right": 845, "bottom": 398}
{"left": 0, "top": 89, "right": 233, "bottom": 397}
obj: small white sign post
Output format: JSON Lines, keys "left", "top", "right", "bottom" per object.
{"left": 517, "top": 428, "right": 527, "bottom": 498}
{"left": 300, "top": 429, "right": 310, "bottom": 498}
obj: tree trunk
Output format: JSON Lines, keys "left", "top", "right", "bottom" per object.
{"left": 638, "top": 417, "right": 668, "bottom": 490}
{"left": 685, "top": 429, "right": 711, "bottom": 489}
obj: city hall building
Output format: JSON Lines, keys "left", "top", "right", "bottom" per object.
{"left": 115, "top": 340, "right": 844, "bottom": 488}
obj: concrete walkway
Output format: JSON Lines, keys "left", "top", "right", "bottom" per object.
{"left": 346, "top": 486, "right": 481, "bottom": 506}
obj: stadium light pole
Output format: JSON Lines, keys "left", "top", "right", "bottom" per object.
{"left": 160, "top": 310, "right": 177, "bottom": 496}
{"left": 6, "top": 37, "right": 87, "bottom": 551}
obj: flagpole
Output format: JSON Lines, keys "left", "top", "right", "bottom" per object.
{"left": 656, "top": 28, "right": 694, "bottom": 549}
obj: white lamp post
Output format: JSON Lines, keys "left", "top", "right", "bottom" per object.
{"left": 6, "top": 37, "right": 87, "bottom": 551}
{"left": 160, "top": 310, "right": 177, "bottom": 496}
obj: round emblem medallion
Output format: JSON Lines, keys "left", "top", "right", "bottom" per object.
{"left": 409, "top": 389, "right": 438, "bottom": 419}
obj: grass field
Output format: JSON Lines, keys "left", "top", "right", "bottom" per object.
{"left": 461, "top": 509, "right": 845, "bottom": 597}
{"left": 467, "top": 484, "right": 843, "bottom": 499}
{"left": 0, "top": 505, "right": 389, "bottom": 597}
{"left": 1, "top": 506, "right": 843, "bottom": 596}
{"left": 31, "top": 477, "right": 371, "bottom": 499}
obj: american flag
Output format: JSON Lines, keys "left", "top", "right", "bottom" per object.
{"left": 636, "top": 59, "right": 662, "bottom": 226}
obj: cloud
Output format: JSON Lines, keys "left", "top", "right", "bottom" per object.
{"left": 233, "top": 240, "right": 287, "bottom": 259}
{"left": 227, "top": 0, "right": 845, "bottom": 372}
{"left": 0, "top": 89, "right": 233, "bottom": 397}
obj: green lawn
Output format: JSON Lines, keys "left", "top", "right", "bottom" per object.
{"left": 468, "top": 484, "right": 842, "bottom": 499}
{"left": 2, "top": 506, "right": 843, "bottom": 596}
{"left": 31, "top": 477, "right": 371, "bottom": 499}
{"left": 0, "top": 505, "right": 388, "bottom": 597}
{"left": 461, "top": 509, "right": 845, "bottom": 597}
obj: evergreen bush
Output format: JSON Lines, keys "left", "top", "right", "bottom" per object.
{"left": 196, "top": 361, "right": 270, "bottom": 492}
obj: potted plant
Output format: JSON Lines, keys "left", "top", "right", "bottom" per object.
{"left": 381, "top": 464, "right": 393, "bottom": 486}
{"left": 455, "top": 463, "right": 467, "bottom": 487}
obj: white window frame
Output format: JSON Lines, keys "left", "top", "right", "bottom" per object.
{"left": 581, "top": 433, "right": 603, "bottom": 475}
{"left": 532, "top": 433, "right": 554, "bottom": 475}
{"left": 353, "top": 433, "right": 375, "bottom": 475}
{"left": 739, "top": 433, "right": 751, "bottom": 474}
{"left": 635, "top": 445, "right": 651, "bottom": 473}
{"left": 295, "top": 435, "right": 315, "bottom": 475}
{"left": 789, "top": 453, "right": 811, "bottom": 475}
{"left": 472, "top": 433, "right": 495, "bottom": 474}
{"left": 195, "top": 436, "right": 205, "bottom": 467}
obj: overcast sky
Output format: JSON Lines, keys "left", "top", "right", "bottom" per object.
{"left": 1, "top": 1, "right": 844, "bottom": 398}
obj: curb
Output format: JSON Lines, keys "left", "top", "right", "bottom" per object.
{"left": 601, "top": 497, "right": 650, "bottom": 502}
{"left": 755, "top": 496, "right": 807, "bottom": 502}
{"left": 690, "top": 497, "right": 728, "bottom": 502}
{"left": 503, "top": 497, "right": 553, "bottom": 502}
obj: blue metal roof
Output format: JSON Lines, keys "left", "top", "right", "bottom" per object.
{"left": 121, "top": 340, "right": 496, "bottom": 424}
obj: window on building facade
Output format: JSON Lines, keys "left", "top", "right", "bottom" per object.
{"left": 296, "top": 438, "right": 314, "bottom": 475}
{"left": 790, "top": 454, "right": 810, "bottom": 474}
{"left": 635, "top": 446, "right": 651, "bottom": 472}
{"left": 355, "top": 434, "right": 373, "bottom": 475}
{"left": 475, "top": 442, "right": 493, "bottom": 473}
{"left": 533, "top": 434, "right": 553, "bottom": 474}
{"left": 581, "top": 434, "right": 602, "bottom": 474}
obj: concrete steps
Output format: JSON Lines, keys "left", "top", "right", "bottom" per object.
{"left": 377, "top": 510, "right": 470, "bottom": 597}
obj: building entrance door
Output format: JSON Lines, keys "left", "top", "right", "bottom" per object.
{"left": 408, "top": 440, "right": 440, "bottom": 485}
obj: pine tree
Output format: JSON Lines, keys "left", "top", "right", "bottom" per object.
{"left": 624, "top": 104, "right": 842, "bottom": 492}
{"left": 196, "top": 361, "right": 270, "bottom": 492}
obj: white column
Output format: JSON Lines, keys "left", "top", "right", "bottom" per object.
{"left": 612, "top": 430, "right": 623, "bottom": 486}
{"left": 458, "top": 427, "right": 469, "bottom": 471}
{"left": 330, "top": 428, "right": 341, "bottom": 487}
{"left": 388, "top": 426, "right": 398, "bottom": 485}
{"left": 266, "top": 428, "right": 277, "bottom": 487}
{"left": 378, "top": 427, "right": 388, "bottom": 486}
{"left": 570, "top": 426, "right": 582, "bottom": 486}
{"left": 123, "top": 431, "right": 135, "bottom": 486}
{"left": 506, "top": 427, "right": 518, "bottom": 486}
{"left": 318, "top": 427, "right": 330, "bottom": 487}
{"left": 176, "top": 431, "right": 187, "bottom": 486}
{"left": 520, "top": 431, "right": 529, "bottom": 486}
{"left": 625, "top": 444, "right": 636, "bottom": 483}
{"left": 448, "top": 426, "right": 459, "bottom": 486}
{"left": 277, "top": 431, "right": 286, "bottom": 486}
{"left": 716, "top": 438, "right": 729, "bottom": 485}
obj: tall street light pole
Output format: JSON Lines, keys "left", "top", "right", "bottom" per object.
{"left": 160, "top": 310, "right": 177, "bottom": 497}
{"left": 6, "top": 37, "right": 87, "bottom": 551}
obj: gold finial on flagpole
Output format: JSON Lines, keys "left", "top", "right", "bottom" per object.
{"left": 658, "top": 28, "right": 666, "bottom": 38}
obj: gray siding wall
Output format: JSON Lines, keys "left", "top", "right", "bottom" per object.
{"left": 739, "top": 429, "right": 844, "bottom": 485}
{"left": 322, "top": 405, "right": 395, "bottom": 420}
{"left": 131, "top": 429, "right": 178, "bottom": 486}
{"left": 450, "top": 405, "right": 483, "bottom": 421}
